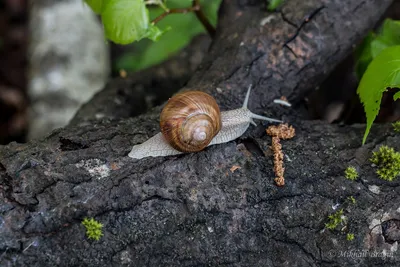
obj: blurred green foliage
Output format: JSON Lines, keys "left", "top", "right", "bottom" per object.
{"left": 355, "top": 19, "right": 400, "bottom": 80}
{"left": 115, "top": 0, "right": 222, "bottom": 72}
{"left": 267, "top": 0, "right": 283, "bottom": 11}
{"left": 354, "top": 32, "right": 374, "bottom": 81}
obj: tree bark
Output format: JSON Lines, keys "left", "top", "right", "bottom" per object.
{"left": 1, "top": 0, "right": 398, "bottom": 266}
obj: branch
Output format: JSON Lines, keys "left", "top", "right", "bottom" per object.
{"left": 152, "top": 6, "right": 199, "bottom": 24}
{"left": 193, "top": 0, "right": 216, "bottom": 38}
{"left": 0, "top": 0, "right": 396, "bottom": 266}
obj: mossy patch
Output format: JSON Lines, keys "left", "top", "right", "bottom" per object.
{"left": 347, "top": 196, "right": 356, "bottom": 204}
{"left": 344, "top": 166, "right": 358, "bottom": 181}
{"left": 325, "top": 209, "right": 345, "bottom": 230}
{"left": 82, "top": 217, "right": 103, "bottom": 241}
{"left": 370, "top": 145, "right": 400, "bottom": 181}
{"left": 346, "top": 233, "right": 355, "bottom": 241}
{"left": 392, "top": 121, "right": 400, "bottom": 133}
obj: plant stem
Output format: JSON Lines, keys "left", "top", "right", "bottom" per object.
{"left": 151, "top": 0, "right": 216, "bottom": 38}
{"left": 152, "top": 6, "right": 200, "bottom": 25}
{"left": 192, "top": 0, "right": 216, "bottom": 38}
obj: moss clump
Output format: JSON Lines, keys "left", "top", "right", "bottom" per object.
{"left": 325, "top": 209, "right": 345, "bottom": 230}
{"left": 347, "top": 196, "right": 356, "bottom": 204}
{"left": 344, "top": 166, "right": 358, "bottom": 180}
{"left": 393, "top": 121, "right": 400, "bottom": 133}
{"left": 347, "top": 233, "right": 355, "bottom": 241}
{"left": 82, "top": 218, "right": 103, "bottom": 241}
{"left": 370, "top": 145, "right": 400, "bottom": 181}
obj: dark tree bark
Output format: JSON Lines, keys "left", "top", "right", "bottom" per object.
{"left": 1, "top": 0, "right": 399, "bottom": 266}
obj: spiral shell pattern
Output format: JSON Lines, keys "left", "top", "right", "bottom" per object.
{"left": 160, "top": 91, "right": 222, "bottom": 152}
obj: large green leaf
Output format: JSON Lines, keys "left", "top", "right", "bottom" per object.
{"left": 101, "top": 0, "right": 163, "bottom": 44}
{"left": 84, "top": 0, "right": 109, "bottom": 14}
{"left": 357, "top": 45, "right": 400, "bottom": 144}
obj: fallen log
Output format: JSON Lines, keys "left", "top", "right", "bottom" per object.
{"left": 1, "top": 0, "right": 398, "bottom": 266}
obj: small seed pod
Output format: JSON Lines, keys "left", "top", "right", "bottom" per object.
{"left": 160, "top": 91, "right": 222, "bottom": 152}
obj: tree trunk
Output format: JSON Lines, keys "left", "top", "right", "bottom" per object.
{"left": 1, "top": 0, "right": 398, "bottom": 266}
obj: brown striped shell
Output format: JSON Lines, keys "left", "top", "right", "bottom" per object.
{"left": 160, "top": 91, "right": 222, "bottom": 152}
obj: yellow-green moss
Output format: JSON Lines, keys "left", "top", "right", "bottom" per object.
{"left": 347, "top": 196, "right": 356, "bottom": 204}
{"left": 325, "top": 209, "right": 345, "bottom": 230}
{"left": 392, "top": 121, "right": 400, "bottom": 133}
{"left": 370, "top": 145, "right": 400, "bottom": 181}
{"left": 346, "top": 233, "right": 355, "bottom": 241}
{"left": 82, "top": 218, "right": 103, "bottom": 241}
{"left": 344, "top": 166, "right": 358, "bottom": 180}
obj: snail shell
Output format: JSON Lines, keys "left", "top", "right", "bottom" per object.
{"left": 160, "top": 91, "right": 221, "bottom": 152}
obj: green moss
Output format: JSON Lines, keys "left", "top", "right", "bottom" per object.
{"left": 393, "top": 121, "right": 400, "bottom": 133}
{"left": 325, "top": 209, "right": 345, "bottom": 230}
{"left": 345, "top": 166, "right": 358, "bottom": 180}
{"left": 370, "top": 145, "right": 400, "bottom": 181}
{"left": 347, "top": 196, "right": 356, "bottom": 204}
{"left": 347, "top": 233, "right": 355, "bottom": 241}
{"left": 82, "top": 218, "right": 103, "bottom": 241}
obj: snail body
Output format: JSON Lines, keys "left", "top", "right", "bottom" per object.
{"left": 128, "top": 85, "right": 282, "bottom": 159}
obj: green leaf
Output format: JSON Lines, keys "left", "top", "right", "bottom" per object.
{"left": 377, "top": 19, "right": 400, "bottom": 46}
{"left": 354, "top": 32, "right": 374, "bottom": 80}
{"left": 115, "top": 0, "right": 221, "bottom": 71}
{"left": 394, "top": 91, "right": 400, "bottom": 101}
{"left": 357, "top": 45, "right": 400, "bottom": 144}
{"left": 146, "top": 24, "right": 166, "bottom": 41}
{"left": 267, "top": 0, "right": 283, "bottom": 11}
{"left": 370, "top": 39, "right": 391, "bottom": 58}
{"left": 84, "top": 0, "right": 109, "bottom": 14}
{"left": 101, "top": 0, "right": 163, "bottom": 44}
{"left": 355, "top": 19, "right": 400, "bottom": 79}
{"left": 370, "top": 19, "right": 400, "bottom": 58}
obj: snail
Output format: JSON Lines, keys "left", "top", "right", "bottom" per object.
{"left": 128, "top": 85, "right": 282, "bottom": 159}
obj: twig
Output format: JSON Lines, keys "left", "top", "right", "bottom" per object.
{"left": 192, "top": 0, "right": 216, "bottom": 38}
{"left": 152, "top": 5, "right": 200, "bottom": 24}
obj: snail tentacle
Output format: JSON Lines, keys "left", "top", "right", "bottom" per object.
{"left": 207, "top": 85, "right": 282, "bottom": 145}
{"left": 249, "top": 112, "right": 282, "bottom": 123}
{"left": 243, "top": 84, "right": 283, "bottom": 124}
{"left": 242, "top": 84, "right": 252, "bottom": 109}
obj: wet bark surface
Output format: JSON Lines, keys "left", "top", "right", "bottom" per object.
{"left": 1, "top": 0, "right": 399, "bottom": 266}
